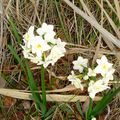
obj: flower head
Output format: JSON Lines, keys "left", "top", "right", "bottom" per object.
{"left": 88, "top": 80, "right": 110, "bottom": 99}
{"left": 43, "top": 38, "right": 66, "bottom": 68}
{"left": 83, "top": 68, "right": 96, "bottom": 80}
{"left": 23, "top": 26, "right": 35, "bottom": 48}
{"left": 68, "top": 55, "right": 115, "bottom": 100}
{"left": 73, "top": 56, "right": 88, "bottom": 72}
{"left": 88, "top": 68, "right": 96, "bottom": 77}
{"left": 31, "top": 36, "right": 51, "bottom": 57}
{"left": 67, "top": 71, "right": 83, "bottom": 90}
{"left": 83, "top": 75, "right": 89, "bottom": 80}
{"left": 94, "top": 55, "right": 113, "bottom": 76}
{"left": 102, "top": 68, "right": 115, "bottom": 84}
{"left": 37, "top": 23, "right": 56, "bottom": 44}
{"left": 21, "top": 23, "right": 66, "bottom": 68}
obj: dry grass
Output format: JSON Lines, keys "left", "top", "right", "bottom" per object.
{"left": 0, "top": 0, "right": 120, "bottom": 119}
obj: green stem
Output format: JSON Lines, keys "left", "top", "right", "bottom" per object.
{"left": 86, "top": 98, "right": 93, "bottom": 120}
{"left": 41, "top": 65, "right": 47, "bottom": 113}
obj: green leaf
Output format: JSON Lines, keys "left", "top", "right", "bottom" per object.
{"left": 59, "top": 103, "right": 73, "bottom": 114}
{"left": 44, "top": 105, "right": 56, "bottom": 119}
{"left": 91, "top": 87, "right": 120, "bottom": 117}
{"left": 41, "top": 65, "right": 47, "bottom": 110}
{"left": 25, "top": 61, "right": 46, "bottom": 117}
{"left": 7, "top": 44, "right": 26, "bottom": 73}
{"left": 86, "top": 98, "right": 93, "bottom": 120}
{"left": 76, "top": 101, "right": 84, "bottom": 118}
{"left": 8, "top": 17, "right": 22, "bottom": 44}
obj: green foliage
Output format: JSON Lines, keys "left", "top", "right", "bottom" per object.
{"left": 7, "top": 44, "right": 26, "bottom": 73}
{"left": 76, "top": 101, "right": 84, "bottom": 118}
{"left": 91, "top": 87, "right": 120, "bottom": 117}
{"left": 44, "top": 105, "right": 57, "bottom": 119}
{"left": 86, "top": 98, "right": 93, "bottom": 120}
{"left": 75, "top": 88, "right": 120, "bottom": 120}
{"left": 8, "top": 44, "right": 46, "bottom": 118}
{"left": 8, "top": 17, "right": 22, "bottom": 44}
{"left": 25, "top": 62, "right": 46, "bottom": 118}
{"left": 59, "top": 103, "right": 73, "bottom": 114}
{"left": 40, "top": 65, "right": 47, "bottom": 114}
{"left": 54, "top": 0, "right": 70, "bottom": 42}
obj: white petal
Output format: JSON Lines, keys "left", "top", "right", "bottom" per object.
{"left": 72, "top": 56, "right": 88, "bottom": 72}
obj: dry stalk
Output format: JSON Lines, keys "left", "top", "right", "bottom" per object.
{"left": 0, "top": 88, "right": 102, "bottom": 102}
{"left": 63, "top": 0, "right": 120, "bottom": 48}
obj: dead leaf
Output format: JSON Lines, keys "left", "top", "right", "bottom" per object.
{"left": 3, "top": 97, "right": 16, "bottom": 107}
{"left": 0, "top": 88, "right": 102, "bottom": 102}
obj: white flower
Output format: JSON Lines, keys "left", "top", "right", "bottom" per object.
{"left": 37, "top": 23, "right": 54, "bottom": 36}
{"left": 31, "top": 57, "right": 44, "bottom": 65}
{"left": 37, "top": 23, "right": 56, "bottom": 44}
{"left": 83, "top": 75, "right": 89, "bottom": 80}
{"left": 43, "top": 38, "right": 66, "bottom": 68}
{"left": 21, "top": 23, "right": 66, "bottom": 68}
{"left": 94, "top": 55, "right": 113, "bottom": 76}
{"left": 31, "top": 36, "right": 51, "bottom": 57}
{"left": 91, "top": 117, "right": 96, "bottom": 120}
{"left": 67, "top": 71, "right": 83, "bottom": 90}
{"left": 23, "top": 26, "right": 35, "bottom": 48}
{"left": 43, "top": 46, "right": 63, "bottom": 67}
{"left": 55, "top": 38, "right": 66, "bottom": 50}
{"left": 88, "top": 68, "right": 96, "bottom": 77}
{"left": 83, "top": 68, "right": 96, "bottom": 80}
{"left": 102, "top": 68, "right": 115, "bottom": 84}
{"left": 88, "top": 80, "right": 110, "bottom": 99}
{"left": 73, "top": 56, "right": 88, "bottom": 73}
{"left": 105, "top": 68, "right": 115, "bottom": 80}
{"left": 21, "top": 45, "right": 35, "bottom": 59}
{"left": 22, "top": 49, "right": 31, "bottom": 59}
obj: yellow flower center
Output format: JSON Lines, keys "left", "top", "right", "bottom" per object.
{"left": 102, "top": 65, "right": 108, "bottom": 70}
{"left": 95, "top": 86, "right": 101, "bottom": 90}
{"left": 36, "top": 44, "right": 42, "bottom": 49}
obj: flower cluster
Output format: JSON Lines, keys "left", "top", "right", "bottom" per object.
{"left": 67, "top": 55, "right": 115, "bottom": 99}
{"left": 21, "top": 23, "right": 66, "bottom": 68}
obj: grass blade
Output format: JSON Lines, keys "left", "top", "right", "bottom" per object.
{"left": 7, "top": 44, "right": 26, "bottom": 73}
{"left": 8, "top": 17, "right": 22, "bottom": 44}
{"left": 41, "top": 65, "right": 47, "bottom": 112}
{"left": 59, "top": 103, "right": 73, "bottom": 113}
{"left": 8, "top": 44, "right": 46, "bottom": 116}
{"left": 76, "top": 101, "right": 84, "bottom": 118}
{"left": 54, "top": 0, "right": 70, "bottom": 42}
{"left": 44, "top": 105, "right": 56, "bottom": 119}
{"left": 86, "top": 98, "right": 93, "bottom": 120}
{"left": 25, "top": 61, "right": 46, "bottom": 117}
